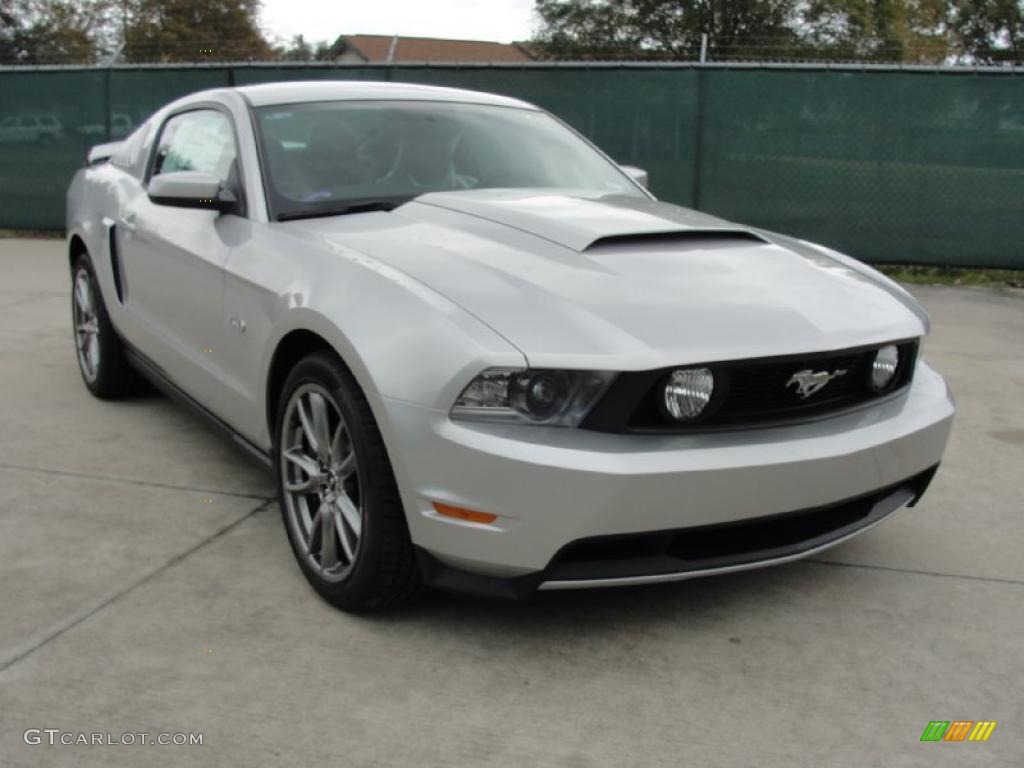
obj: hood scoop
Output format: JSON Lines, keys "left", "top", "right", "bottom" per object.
{"left": 584, "top": 229, "right": 768, "bottom": 252}
{"left": 414, "top": 190, "right": 758, "bottom": 252}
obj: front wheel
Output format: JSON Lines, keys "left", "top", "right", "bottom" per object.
{"left": 275, "top": 352, "right": 419, "bottom": 611}
{"left": 71, "top": 252, "right": 143, "bottom": 398}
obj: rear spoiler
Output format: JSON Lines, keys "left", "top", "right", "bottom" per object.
{"left": 86, "top": 140, "right": 123, "bottom": 166}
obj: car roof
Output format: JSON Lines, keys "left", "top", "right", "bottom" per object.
{"left": 234, "top": 80, "right": 536, "bottom": 110}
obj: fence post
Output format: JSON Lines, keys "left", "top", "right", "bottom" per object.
{"left": 103, "top": 67, "right": 112, "bottom": 142}
{"left": 691, "top": 65, "right": 707, "bottom": 210}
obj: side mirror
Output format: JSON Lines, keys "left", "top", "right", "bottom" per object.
{"left": 620, "top": 165, "right": 649, "bottom": 189}
{"left": 148, "top": 171, "right": 237, "bottom": 213}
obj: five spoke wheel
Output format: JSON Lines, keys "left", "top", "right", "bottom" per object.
{"left": 73, "top": 268, "right": 100, "bottom": 383}
{"left": 280, "top": 384, "right": 363, "bottom": 582}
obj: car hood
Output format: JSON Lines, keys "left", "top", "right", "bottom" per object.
{"left": 297, "top": 190, "right": 928, "bottom": 370}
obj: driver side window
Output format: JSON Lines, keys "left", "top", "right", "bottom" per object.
{"left": 152, "top": 109, "right": 237, "bottom": 183}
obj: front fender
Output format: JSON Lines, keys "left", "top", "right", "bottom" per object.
{"left": 233, "top": 224, "right": 525, "bottom": 450}
{"left": 254, "top": 242, "right": 526, "bottom": 515}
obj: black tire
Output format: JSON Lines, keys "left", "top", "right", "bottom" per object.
{"left": 71, "top": 252, "right": 144, "bottom": 398}
{"left": 275, "top": 351, "right": 420, "bottom": 611}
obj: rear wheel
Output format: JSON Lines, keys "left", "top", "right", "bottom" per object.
{"left": 275, "top": 352, "right": 419, "bottom": 611}
{"left": 71, "top": 252, "right": 143, "bottom": 398}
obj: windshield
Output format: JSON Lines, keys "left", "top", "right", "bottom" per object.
{"left": 254, "top": 100, "right": 644, "bottom": 220}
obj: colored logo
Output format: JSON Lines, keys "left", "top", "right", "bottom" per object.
{"left": 920, "top": 721, "right": 997, "bottom": 742}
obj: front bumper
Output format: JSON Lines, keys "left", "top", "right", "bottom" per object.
{"left": 380, "top": 361, "right": 954, "bottom": 596}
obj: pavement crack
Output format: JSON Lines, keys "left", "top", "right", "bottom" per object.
{"left": 0, "top": 499, "right": 274, "bottom": 675}
{"left": 806, "top": 558, "right": 1024, "bottom": 586}
{"left": 0, "top": 461, "right": 272, "bottom": 500}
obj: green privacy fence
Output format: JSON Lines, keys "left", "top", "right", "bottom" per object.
{"left": 1, "top": 62, "right": 1022, "bottom": 267}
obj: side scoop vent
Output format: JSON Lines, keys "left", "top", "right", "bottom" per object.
{"left": 584, "top": 229, "right": 768, "bottom": 252}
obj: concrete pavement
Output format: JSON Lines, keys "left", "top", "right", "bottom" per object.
{"left": 0, "top": 238, "right": 1021, "bottom": 766}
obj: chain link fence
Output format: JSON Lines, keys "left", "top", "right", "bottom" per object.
{"left": 0, "top": 62, "right": 1021, "bottom": 267}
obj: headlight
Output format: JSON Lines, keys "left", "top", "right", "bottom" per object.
{"left": 662, "top": 367, "right": 715, "bottom": 421}
{"left": 451, "top": 368, "right": 616, "bottom": 427}
{"left": 870, "top": 345, "right": 900, "bottom": 392}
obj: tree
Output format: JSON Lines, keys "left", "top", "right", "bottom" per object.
{"left": 533, "top": 0, "right": 802, "bottom": 60}
{"left": 122, "top": 0, "right": 273, "bottom": 62}
{"left": 531, "top": 0, "right": 965, "bottom": 62}
{"left": 801, "top": 0, "right": 951, "bottom": 62}
{"left": 0, "top": 0, "right": 108, "bottom": 64}
{"left": 279, "top": 33, "right": 313, "bottom": 61}
{"left": 277, "top": 34, "right": 335, "bottom": 61}
{"left": 952, "top": 0, "right": 1023, "bottom": 62}
{"left": 0, "top": 1, "right": 25, "bottom": 62}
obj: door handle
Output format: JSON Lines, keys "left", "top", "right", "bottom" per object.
{"left": 119, "top": 213, "right": 137, "bottom": 232}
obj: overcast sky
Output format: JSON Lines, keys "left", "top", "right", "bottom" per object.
{"left": 260, "top": 0, "right": 540, "bottom": 46}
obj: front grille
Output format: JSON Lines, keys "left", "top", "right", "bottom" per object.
{"left": 543, "top": 466, "right": 938, "bottom": 584}
{"left": 582, "top": 340, "right": 918, "bottom": 433}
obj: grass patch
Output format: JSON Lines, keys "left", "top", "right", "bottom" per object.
{"left": 878, "top": 264, "right": 1024, "bottom": 289}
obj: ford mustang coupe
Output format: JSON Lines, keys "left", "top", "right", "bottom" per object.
{"left": 66, "top": 81, "right": 954, "bottom": 610}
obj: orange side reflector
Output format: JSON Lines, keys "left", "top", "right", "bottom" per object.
{"left": 433, "top": 502, "right": 497, "bottom": 525}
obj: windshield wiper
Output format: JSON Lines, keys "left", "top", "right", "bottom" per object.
{"left": 276, "top": 199, "right": 406, "bottom": 222}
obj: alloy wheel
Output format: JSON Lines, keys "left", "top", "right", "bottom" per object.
{"left": 280, "top": 384, "right": 363, "bottom": 582}
{"left": 73, "top": 268, "right": 100, "bottom": 383}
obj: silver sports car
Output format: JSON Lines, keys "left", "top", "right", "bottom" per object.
{"left": 66, "top": 81, "right": 955, "bottom": 610}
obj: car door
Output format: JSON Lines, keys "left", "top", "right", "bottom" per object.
{"left": 118, "top": 106, "right": 246, "bottom": 419}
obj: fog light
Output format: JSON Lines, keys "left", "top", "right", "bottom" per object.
{"left": 871, "top": 345, "right": 900, "bottom": 392}
{"left": 663, "top": 367, "right": 715, "bottom": 420}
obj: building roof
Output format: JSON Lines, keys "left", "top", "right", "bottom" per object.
{"left": 340, "top": 34, "right": 533, "bottom": 63}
